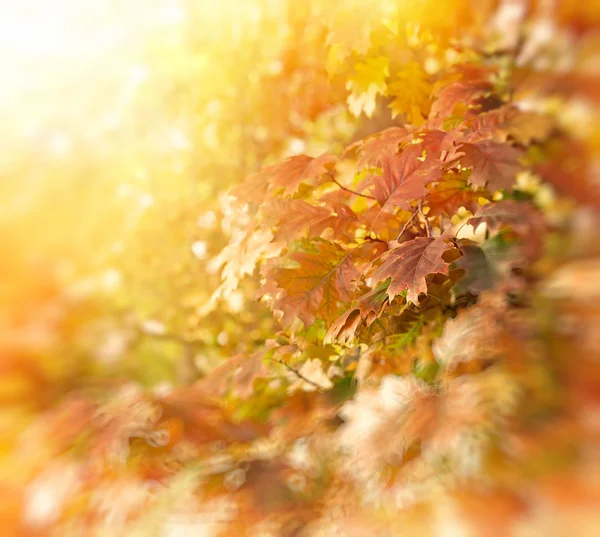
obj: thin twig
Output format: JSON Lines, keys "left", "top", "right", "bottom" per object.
{"left": 418, "top": 200, "right": 432, "bottom": 238}
{"left": 397, "top": 211, "right": 418, "bottom": 240}
{"left": 274, "top": 358, "right": 326, "bottom": 391}
{"left": 328, "top": 173, "right": 376, "bottom": 201}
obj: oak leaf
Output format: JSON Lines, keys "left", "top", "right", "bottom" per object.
{"left": 261, "top": 239, "right": 360, "bottom": 326}
{"left": 325, "top": 282, "right": 390, "bottom": 344}
{"left": 453, "top": 240, "right": 503, "bottom": 295}
{"left": 363, "top": 144, "right": 443, "bottom": 228}
{"left": 230, "top": 153, "right": 337, "bottom": 205}
{"left": 358, "top": 205, "right": 407, "bottom": 240}
{"left": 453, "top": 139, "right": 523, "bottom": 191}
{"left": 426, "top": 172, "right": 482, "bottom": 216}
{"left": 468, "top": 200, "right": 545, "bottom": 260}
{"left": 313, "top": 202, "right": 363, "bottom": 242}
{"left": 468, "top": 200, "right": 536, "bottom": 233}
{"left": 212, "top": 219, "right": 284, "bottom": 301}
{"left": 348, "top": 126, "right": 412, "bottom": 169}
{"left": 470, "top": 106, "right": 555, "bottom": 146}
{"left": 370, "top": 236, "right": 454, "bottom": 304}
{"left": 430, "top": 80, "right": 493, "bottom": 119}
{"left": 263, "top": 199, "right": 363, "bottom": 243}
{"left": 272, "top": 153, "right": 338, "bottom": 196}
{"left": 264, "top": 199, "right": 334, "bottom": 242}
{"left": 413, "top": 128, "right": 464, "bottom": 159}
{"left": 230, "top": 165, "right": 273, "bottom": 206}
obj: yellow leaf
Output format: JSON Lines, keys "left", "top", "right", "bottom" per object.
{"left": 387, "top": 62, "right": 432, "bottom": 125}
{"left": 346, "top": 56, "right": 389, "bottom": 118}
{"left": 324, "top": 0, "right": 397, "bottom": 57}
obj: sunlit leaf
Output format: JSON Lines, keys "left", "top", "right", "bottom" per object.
{"left": 370, "top": 236, "right": 453, "bottom": 304}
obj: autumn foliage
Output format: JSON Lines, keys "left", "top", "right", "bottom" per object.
{"left": 4, "top": 1, "right": 600, "bottom": 536}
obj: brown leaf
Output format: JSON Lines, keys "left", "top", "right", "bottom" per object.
{"left": 311, "top": 202, "right": 363, "bottom": 243}
{"left": 430, "top": 80, "right": 493, "bottom": 119}
{"left": 453, "top": 139, "right": 523, "bottom": 191}
{"left": 262, "top": 239, "right": 360, "bottom": 326}
{"left": 370, "top": 236, "right": 453, "bottom": 304}
{"left": 453, "top": 241, "right": 499, "bottom": 295}
{"left": 263, "top": 199, "right": 363, "bottom": 243}
{"left": 347, "top": 126, "right": 412, "bottom": 169}
{"left": 230, "top": 166, "right": 273, "bottom": 206}
{"left": 427, "top": 172, "right": 483, "bottom": 216}
{"left": 264, "top": 199, "right": 334, "bottom": 242}
{"left": 325, "top": 282, "right": 390, "bottom": 344}
{"left": 469, "top": 106, "right": 555, "bottom": 146}
{"left": 230, "top": 153, "right": 337, "bottom": 205}
{"left": 414, "top": 128, "right": 465, "bottom": 159}
{"left": 468, "top": 200, "right": 545, "bottom": 259}
{"left": 363, "top": 144, "right": 443, "bottom": 229}
{"left": 358, "top": 205, "right": 405, "bottom": 240}
{"left": 270, "top": 153, "right": 337, "bottom": 195}
{"left": 468, "top": 200, "right": 539, "bottom": 233}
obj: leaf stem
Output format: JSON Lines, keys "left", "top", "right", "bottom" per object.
{"left": 328, "top": 172, "right": 376, "bottom": 200}
{"left": 418, "top": 201, "right": 432, "bottom": 238}
{"left": 397, "top": 211, "right": 418, "bottom": 240}
{"left": 274, "top": 358, "right": 327, "bottom": 391}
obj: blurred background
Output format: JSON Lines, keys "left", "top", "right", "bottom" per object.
{"left": 1, "top": 0, "right": 345, "bottom": 395}
{"left": 1, "top": 2, "right": 354, "bottom": 533}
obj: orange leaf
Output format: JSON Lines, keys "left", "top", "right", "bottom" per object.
{"left": 262, "top": 239, "right": 360, "bottom": 326}
{"left": 427, "top": 172, "right": 482, "bottom": 216}
{"left": 326, "top": 282, "right": 390, "bottom": 344}
{"left": 453, "top": 140, "right": 523, "bottom": 191}
{"left": 430, "top": 80, "right": 493, "bottom": 119}
{"left": 362, "top": 144, "right": 443, "bottom": 228}
{"left": 370, "top": 236, "right": 453, "bottom": 304}
{"left": 230, "top": 153, "right": 337, "bottom": 205}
